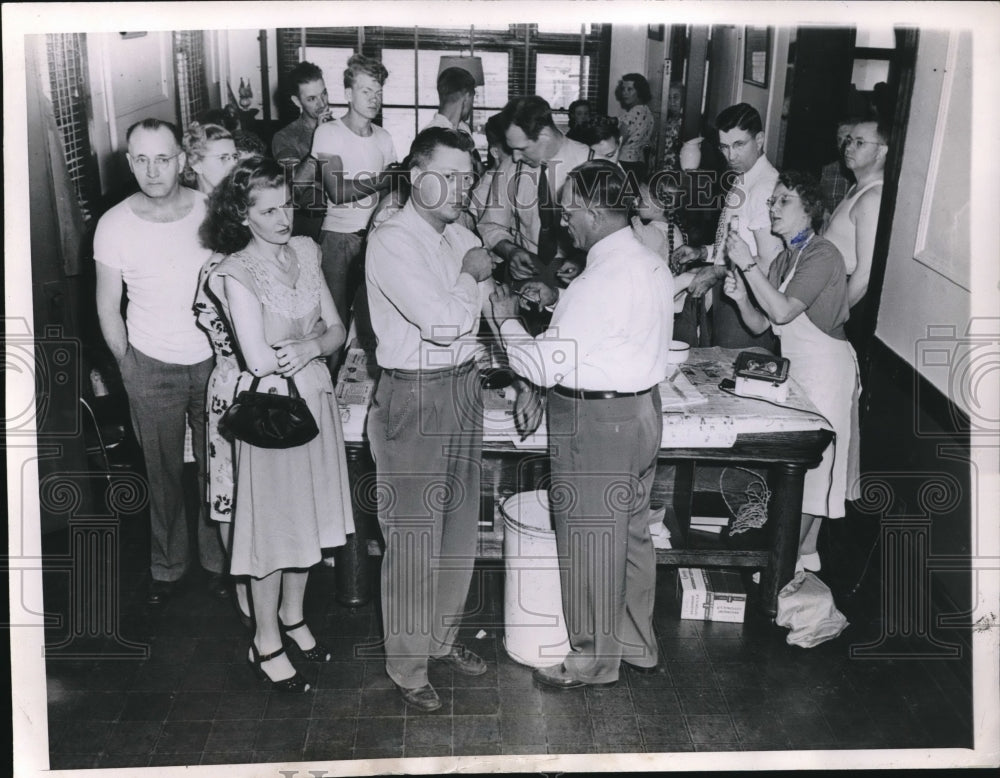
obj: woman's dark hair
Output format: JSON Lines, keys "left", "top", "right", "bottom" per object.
{"left": 567, "top": 115, "right": 620, "bottom": 146}
{"left": 233, "top": 129, "right": 269, "bottom": 159}
{"left": 777, "top": 170, "right": 826, "bottom": 233}
{"left": 201, "top": 157, "right": 288, "bottom": 255}
{"left": 615, "top": 73, "right": 652, "bottom": 105}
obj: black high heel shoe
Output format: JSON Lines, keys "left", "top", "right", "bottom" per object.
{"left": 279, "top": 619, "right": 332, "bottom": 662}
{"left": 247, "top": 643, "right": 311, "bottom": 693}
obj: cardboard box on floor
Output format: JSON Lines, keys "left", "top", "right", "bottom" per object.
{"left": 677, "top": 567, "right": 747, "bottom": 623}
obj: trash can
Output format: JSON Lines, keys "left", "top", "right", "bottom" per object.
{"left": 500, "top": 490, "right": 570, "bottom": 667}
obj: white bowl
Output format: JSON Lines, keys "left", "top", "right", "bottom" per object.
{"left": 666, "top": 340, "right": 690, "bottom": 365}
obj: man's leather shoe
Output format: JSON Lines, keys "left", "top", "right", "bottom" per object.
{"left": 622, "top": 661, "right": 659, "bottom": 675}
{"left": 205, "top": 572, "right": 230, "bottom": 601}
{"left": 146, "top": 580, "right": 175, "bottom": 606}
{"left": 394, "top": 682, "right": 441, "bottom": 712}
{"left": 532, "top": 663, "right": 617, "bottom": 690}
{"left": 430, "top": 643, "right": 487, "bottom": 676}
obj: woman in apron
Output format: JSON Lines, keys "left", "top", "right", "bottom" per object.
{"left": 721, "top": 170, "right": 860, "bottom": 572}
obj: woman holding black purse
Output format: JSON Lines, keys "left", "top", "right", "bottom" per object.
{"left": 202, "top": 157, "right": 354, "bottom": 692}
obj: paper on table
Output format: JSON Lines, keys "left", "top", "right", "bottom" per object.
{"left": 658, "top": 370, "right": 707, "bottom": 410}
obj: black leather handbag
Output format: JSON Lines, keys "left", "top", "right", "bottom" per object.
{"left": 219, "top": 375, "right": 319, "bottom": 449}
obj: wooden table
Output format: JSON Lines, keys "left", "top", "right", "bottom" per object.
{"left": 334, "top": 347, "right": 832, "bottom": 617}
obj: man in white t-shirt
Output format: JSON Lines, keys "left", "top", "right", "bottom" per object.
{"left": 94, "top": 118, "right": 225, "bottom": 606}
{"left": 311, "top": 54, "right": 397, "bottom": 351}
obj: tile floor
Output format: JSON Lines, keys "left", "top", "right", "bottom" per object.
{"left": 43, "top": 448, "right": 972, "bottom": 769}
{"left": 41, "top": 476, "right": 974, "bottom": 770}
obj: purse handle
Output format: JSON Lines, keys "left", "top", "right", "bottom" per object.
{"left": 246, "top": 374, "right": 302, "bottom": 398}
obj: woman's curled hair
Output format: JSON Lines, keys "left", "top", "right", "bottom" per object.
{"left": 201, "top": 156, "right": 287, "bottom": 255}
{"left": 181, "top": 122, "right": 233, "bottom": 188}
{"left": 777, "top": 170, "right": 826, "bottom": 234}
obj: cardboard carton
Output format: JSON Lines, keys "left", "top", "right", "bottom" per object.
{"left": 677, "top": 567, "right": 747, "bottom": 623}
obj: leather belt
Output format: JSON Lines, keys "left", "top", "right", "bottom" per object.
{"left": 552, "top": 385, "right": 653, "bottom": 400}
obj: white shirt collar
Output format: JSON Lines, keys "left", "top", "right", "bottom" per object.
{"left": 585, "top": 226, "right": 638, "bottom": 268}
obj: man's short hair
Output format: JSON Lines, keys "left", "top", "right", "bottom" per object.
{"left": 564, "top": 159, "right": 631, "bottom": 214}
{"left": 850, "top": 111, "right": 890, "bottom": 146}
{"left": 484, "top": 112, "right": 511, "bottom": 154}
{"left": 407, "top": 126, "right": 475, "bottom": 170}
{"left": 344, "top": 53, "right": 389, "bottom": 89}
{"left": 500, "top": 96, "right": 557, "bottom": 141}
{"left": 716, "top": 102, "right": 764, "bottom": 136}
{"left": 286, "top": 61, "right": 324, "bottom": 97}
{"left": 126, "top": 117, "right": 181, "bottom": 147}
{"left": 437, "top": 67, "right": 477, "bottom": 105}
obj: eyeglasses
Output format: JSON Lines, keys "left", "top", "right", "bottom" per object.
{"left": 766, "top": 194, "right": 801, "bottom": 208}
{"left": 842, "top": 136, "right": 885, "bottom": 150}
{"left": 129, "top": 152, "right": 181, "bottom": 171}
{"left": 204, "top": 152, "right": 239, "bottom": 164}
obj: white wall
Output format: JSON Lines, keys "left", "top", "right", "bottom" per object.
{"left": 219, "top": 28, "right": 279, "bottom": 122}
{"left": 704, "top": 25, "right": 740, "bottom": 123}
{"left": 87, "top": 31, "right": 177, "bottom": 192}
{"left": 605, "top": 25, "right": 647, "bottom": 117}
{"left": 876, "top": 29, "right": 988, "bottom": 411}
{"left": 735, "top": 27, "right": 791, "bottom": 164}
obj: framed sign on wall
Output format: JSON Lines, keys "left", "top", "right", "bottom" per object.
{"left": 743, "top": 26, "right": 771, "bottom": 88}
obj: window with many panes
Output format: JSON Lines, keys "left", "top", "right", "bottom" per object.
{"left": 173, "top": 31, "right": 210, "bottom": 130}
{"left": 43, "top": 33, "right": 98, "bottom": 221}
{"left": 276, "top": 25, "right": 609, "bottom": 158}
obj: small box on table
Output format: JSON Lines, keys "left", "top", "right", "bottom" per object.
{"left": 677, "top": 568, "right": 747, "bottom": 623}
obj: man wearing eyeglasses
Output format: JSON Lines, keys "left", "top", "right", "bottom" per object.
{"left": 823, "top": 116, "right": 888, "bottom": 337}
{"left": 487, "top": 160, "right": 673, "bottom": 690}
{"left": 671, "top": 102, "right": 783, "bottom": 350}
{"left": 94, "top": 118, "right": 225, "bottom": 606}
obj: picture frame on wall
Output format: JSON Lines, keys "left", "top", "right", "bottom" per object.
{"left": 743, "top": 26, "right": 771, "bottom": 87}
{"left": 647, "top": 25, "right": 665, "bottom": 42}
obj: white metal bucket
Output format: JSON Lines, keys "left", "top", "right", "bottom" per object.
{"left": 500, "top": 490, "right": 570, "bottom": 667}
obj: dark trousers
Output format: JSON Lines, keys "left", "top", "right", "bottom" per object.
{"left": 711, "top": 290, "right": 778, "bottom": 352}
{"left": 367, "top": 362, "right": 484, "bottom": 688}
{"left": 547, "top": 387, "right": 662, "bottom": 683}
{"left": 119, "top": 346, "right": 225, "bottom": 581}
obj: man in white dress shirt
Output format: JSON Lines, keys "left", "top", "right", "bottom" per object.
{"left": 673, "top": 103, "right": 783, "bottom": 350}
{"left": 489, "top": 160, "right": 674, "bottom": 689}
{"left": 478, "top": 96, "right": 593, "bottom": 287}
{"left": 366, "top": 127, "right": 498, "bottom": 712}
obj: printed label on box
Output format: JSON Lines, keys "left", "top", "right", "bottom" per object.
{"left": 678, "top": 567, "right": 747, "bottom": 623}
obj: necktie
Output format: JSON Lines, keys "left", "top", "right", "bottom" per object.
{"left": 712, "top": 204, "right": 729, "bottom": 264}
{"left": 536, "top": 163, "right": 559, "bottom": 264}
